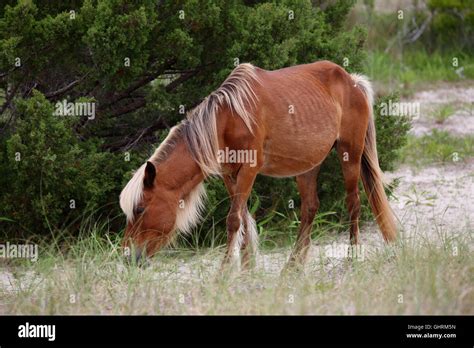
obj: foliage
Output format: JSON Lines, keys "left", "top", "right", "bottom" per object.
{"left": 0, "top": 0, "right": 409, "bottom": 245}
{"left": 352, "top": 0, "right": 474, "bottom": 93}
{"left": 354, "top": 0, "right": 474, "bottom": 54}
{"left": 427, "top": 0, "right": 474, "bottom": 52}
{"left": 0, "top": 91, "right": 136, "bottom": 237}
{"left": 401, "top": 130, "right": 474, "bottom": 167}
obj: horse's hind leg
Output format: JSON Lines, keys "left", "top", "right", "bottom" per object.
{"left": 336, "top": 142, "right": 363, "bottom": 245}
{"left": 285, "top": 165, "right": 321, "bottom": 271}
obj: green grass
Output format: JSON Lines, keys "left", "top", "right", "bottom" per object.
{"left": 400, "top": 130, "right": 474, "bottom": 167}
{"left": 431, "top": 104, "right": 455, "bottom": 124}
{"left": 366, "top": 50, "right": 474, "bottom": 95}
{"left": 0, "top": 220, "right": 472, "bottom": 315}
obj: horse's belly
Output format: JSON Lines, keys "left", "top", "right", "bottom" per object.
{"left": 259, "top": 127, "right": 336, "bottom": 177}
{"left": 260, "top": 155, "right": 321, "bottom": 177}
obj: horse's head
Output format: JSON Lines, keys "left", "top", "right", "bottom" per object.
{"left": 120, "top": 161, "right": 178, "bottom": 263}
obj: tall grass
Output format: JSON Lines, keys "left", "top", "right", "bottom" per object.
{"left": 0, "top": 217, "right": 472, "bottom": 315}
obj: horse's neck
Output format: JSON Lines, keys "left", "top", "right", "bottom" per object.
{"left": 156, "top": 137, "right": 204, "bottom": 197}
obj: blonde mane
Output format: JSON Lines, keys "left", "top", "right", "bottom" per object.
{"left": 120, "top": 63, "right": 260, "bottom": 233}
{"left": 184, "top": 63, "right": 261, "bottom": 176}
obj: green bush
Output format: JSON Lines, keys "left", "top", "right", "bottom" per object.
{"left": 0, "top": 91, "right": 137, "bottom": 238}
{"left": 427, "top": 0, "right": 474, "bottom": 52}
{"left": 0, "top": 0, "right": 410, "bottom": 247}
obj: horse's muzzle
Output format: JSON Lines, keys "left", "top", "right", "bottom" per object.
{"left": 125, "top": 247, "right": 148, "bottom": 267}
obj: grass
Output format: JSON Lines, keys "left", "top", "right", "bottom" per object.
{"left": 431, "top": 104, "right": 455, "bottom": 124}
{"left": 0, "top": 220, "right": 472, "bottom": 315}
{"left": 365, "top": 50, "right": 474, "bottom": 96}
{"left": 400, "top": 130, "right": 474, "bottom": 167}
{"left": 350, "top": 3, "right": 474, "bottom": 94}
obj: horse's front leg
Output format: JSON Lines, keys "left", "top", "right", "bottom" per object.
{"left": 240, "top": 209, "right": 258, "bottom": 270}
{"left": 223, "top": 175, "right": 258, "bottom": 271}
{"left": 221, "top": 166, "right": 259, "bottom": 272}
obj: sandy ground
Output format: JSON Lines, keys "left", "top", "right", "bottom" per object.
{"left": 388, "top": 83, "right": 473, "bottom": 234}
{"left": 408, "top": 85, "right": 474, "bottom": 136}
{"left": 386, "top": 161, "right": 473, "bottom": 235}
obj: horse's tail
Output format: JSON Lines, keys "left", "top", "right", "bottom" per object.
{"left": 352, "top": 74, "right": 397, "bottom": 242}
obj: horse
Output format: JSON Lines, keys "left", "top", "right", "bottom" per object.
{"left": 119, "top": 60, "right": 397, "bottom": 270}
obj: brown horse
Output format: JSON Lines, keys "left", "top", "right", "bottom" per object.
{"left": 119, "top": 60, "right": 397, "bottom": 270}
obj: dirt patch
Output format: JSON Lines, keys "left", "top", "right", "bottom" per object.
{"left": 386, "top": 160, "right": 473, "bottom": 236}
{"left": 404, "top": 84, "right": 474, "bottom": 136}
{"left": 388, "top": 83, "right": 474, "bottom": 237}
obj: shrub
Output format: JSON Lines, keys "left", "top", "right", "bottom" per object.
{"left": 0, "top": 91, "right": 137, "bottom": 238}
{"left": 427, "top": 0, "right": 474, "bottom": 52}
{"left": 0, "top": 1, "right": 410, "bottom": 247}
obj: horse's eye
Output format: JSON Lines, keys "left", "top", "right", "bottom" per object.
{"left": 135, "top": 207, "right": 145, "bottom": 215}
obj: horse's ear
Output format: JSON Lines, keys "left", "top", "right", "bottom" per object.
{"left": 143, "top": 161, "right": 156, "bottom": 188}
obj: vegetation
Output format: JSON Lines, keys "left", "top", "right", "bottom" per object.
{"left": 401, "top": 130, "right": 474, "bottom": 166}
{"left": 353, "top": 0, "right": 474, "bottom": 93}
{"left": 430, "top": 103, "right": 455, "bottom": 124}
{"left": 0, "top": 0, "right": 473, "bottom": 317}
{"left": 1, "top": 220, "right": 471, "bottom": 314}
{"left": 365, "top": 50, "right": 474, "bottom": 95}
{"left": 0, "top": 0, "right": 409, "bottom": 243}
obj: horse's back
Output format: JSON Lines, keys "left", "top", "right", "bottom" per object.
{"left": 254, "top": 61, "right": 354, "bottom": 177}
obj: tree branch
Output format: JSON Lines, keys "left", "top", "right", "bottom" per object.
{"left": 99, "top": 58, "right": 177, "bottom": 110}
{"left": 165, "top": 70, "right": 199, "bottom": 92}
{"left": 45, "top": 73, "right": 89, "bottom": 99}
{"left": 107, "top": 97, "right": 147, "bottom": 118}
{"left": 103, "top": 116, "right": 169, "bottom": 151}
{"left": 403, "top": 12, "right": 433, "bottom": 44}
{"left": 0, "top": 82, "right": 20, "bottom": 115}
